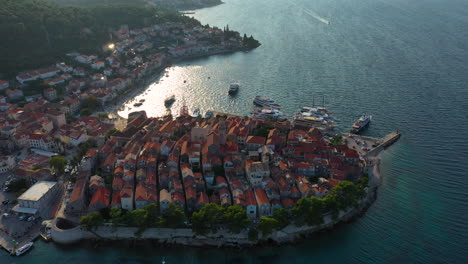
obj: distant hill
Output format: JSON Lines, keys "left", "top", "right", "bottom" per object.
{"left": 48, "top": 0, "right": 223, "bottom": 10}
{"left": 47, "top": 0, "right": 147, "bottom": 6}
{"left": 0, "top": 0, "right": 199, "bottom": 77}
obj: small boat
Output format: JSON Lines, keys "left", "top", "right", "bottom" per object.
{"left": 191, "top": 108, "right": 201, "bottom": 118}
{"left": 40, "top": 230, "right": 51, "bottom": 241}
{"left": 350, "top": 114, "right": 372, "bottom": 134}
{"left": 205, "top": 110, "right": 213, "bottom": 119}
{"left": 133, "top": 102, "right": 142, "bottom": 107}
{"left": 228, "top": 82, "right": 240, "bottom": 95}
{"left": 179, "top": 105, "right": 189, "bottom": 117}
{"left": 183, "top": 80, "right": 187, "bottom": 83}
{"left": 253, "top": 96, "right": 281, "bottom": 109}
{"left": 15, "top": 242, "right": 33, "bottom": 256}
{"left": 164, "top": 95, "right": 176, "bottom": 107}
{"left": 162, "top": 257, "right": 167, "bottom": 264}
{"left": 139, "top": 99, "right": 145, "bottom": 102}
{"left": 208, "top": 77, "right": 211, "bottom": 79}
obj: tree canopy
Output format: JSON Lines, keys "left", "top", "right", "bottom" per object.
{"left": 49, "top": 156, "right": 68, "bottom": 174}
{"left": 0, "top": 0, "right": 200, "bottom": 77}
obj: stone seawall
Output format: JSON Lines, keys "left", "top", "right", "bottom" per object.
{"left": 51, "top": 159, "right": 381, "bottom": 247}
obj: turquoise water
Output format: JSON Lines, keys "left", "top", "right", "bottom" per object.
{"left": 4, "top": 0, "right": 468, "bottom": 263}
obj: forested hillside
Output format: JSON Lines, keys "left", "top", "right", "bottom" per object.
{"left": 0, "top": 0, "right": 198, "bottom": 77}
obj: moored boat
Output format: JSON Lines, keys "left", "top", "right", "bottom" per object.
{"left": 15, "top": 242, "right": 33, "bottom": 256}
{"left": 293, "top": 106, "right": 336, "bottom": 131}
{"left": 253, "top": 96, "right": 281, "bottom": 109}
{"left": 164, "top": 95, "right": 176, "bottom": 107}
{"left": 191, "top": 108, "right": 201, "bottom": 118}
{"left": 251, "top": 107, "right": 287, "bottom": 121}
{"left": 179, "top": 105, "right": 189, "bottom": 117}
{"left": 350, "top": 114, "right": 372, "bottom": 134}
{"left": 133, "top": 102, "right": 142, "bottom": 107}
{"left": 228, "top": 82, "right": 240, "bottom": 95}
{"left": 205, "top": 110, "right": 213, "bottom": 118}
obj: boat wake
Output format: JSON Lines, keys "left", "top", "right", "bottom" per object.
{"left": 291, "top": 1, "right": 330, "bottom": 25}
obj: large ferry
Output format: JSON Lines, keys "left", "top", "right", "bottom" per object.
{"left": 292, "top": 106, "right": 336, "bottom": 131}
{"left": 350, "top": 114, "right": 372, "bottom": 134}
{"left": 15, "top": 242, "right": 33, "bottom": 256}
{"left": 228, "top": 83, "right": 240, "bottom": 95}
{"left": 253, "top": 96, "right": 281, "bottom": 109}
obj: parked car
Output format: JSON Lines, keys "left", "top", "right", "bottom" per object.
{"left": 27, "top": 216, "right": 35, "bottom": 222}
{"left": 2, "top": 199, "right": 10, "bottom": 205}
{"left": 19, "top": 215, "right": 26, "bottom": 221}
{"left": 2, "top": 213, "right": 9, "bottom": 218}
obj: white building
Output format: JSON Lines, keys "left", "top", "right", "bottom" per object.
{"left": 13, "top": 181, "right": 58, "bottom": 216}
{"left": 0, "top": 156, "right": 15, "bottom": 173}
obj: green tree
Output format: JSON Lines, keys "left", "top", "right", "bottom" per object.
{"left": 272, "top": 208, "right": 289, "bottom": 229}
{"left": 109, "top": 207, "right": 125, "bottom": 225}
{"left": 292, "top": 197, "right": 325, "bottom": 226}
{"left": 80, "top": 211, "right": 104, "bottom": 231}
{"left": 49, "top": 156, "right": 68, "bottom": 174}
{"left": 162, "top": 203, "right": 185, "bottom": 228}
{"left": 192, "top": 203, "right": 224, "bottom": 235}
{"left": 82, "top": 96, "right": 99, "bottom": 111}
{"left": 143, "top": 203, "right": 160, "bottom": 227}
{"left": 223, "top": 205, "right": 250, "bottom": 234}
{"left": 258, "top": 216, "right": 280, "bottom": 236}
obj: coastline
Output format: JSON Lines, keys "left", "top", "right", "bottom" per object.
{"left": 103, "top": 47, "right": 255, "bottom": 120}
{"left": 50, "top": 154, "right": 383, "bottom": 248}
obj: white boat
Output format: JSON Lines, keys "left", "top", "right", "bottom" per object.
{"left": 253, "top": 96, "right": 281, "bottom": 109}
{"left": 350, "top": 114, "right": 372, "bottom": 134}
{"left": 191, "top": 108, "right": 201, "bottom": 118}
{"left": 15, "top": 242, "right": 33, "bottom": 256}
{"left": 251, "top": 107, "right": 287, "bottom": 121}
{"left": 228, "top": 82, "right": 240, "bottom": 95}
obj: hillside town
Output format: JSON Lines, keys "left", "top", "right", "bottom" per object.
{"left": 1, "top": 21, "right": 253, "bottom": 112}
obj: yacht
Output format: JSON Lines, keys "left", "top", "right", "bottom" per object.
{"left": 228, "top": 82, "right": 240, "bottom": 95}
{"left": 253, "top": 96, "right": 281, "bottom": 109}
{"left": 191, "top": 108, "right": 201, "bottom": 118}
{"left": 15, "top": 242, "right": 33, "bottom": 256}
{"left": 350, "top": 114, "right": 372, "bottom": 134}
{"left": 251, "top": 107, "right": 287, "bottom": 121}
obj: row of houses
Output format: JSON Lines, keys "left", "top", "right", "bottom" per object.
{"left": 64, "top": 113, "right": 364, "bottom": 219}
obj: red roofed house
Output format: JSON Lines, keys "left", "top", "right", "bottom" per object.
{"left": 246, "top": 136, "right": 266, "bottom": 151}
{"left": 245, "top": 189, "right": 257, "bottom": 219}
{"left": 88, "top": 187, "right": 110, "bottom": 213}
{"left": 66, "top": 172, "right": 90, "bottom": 214}
{"left": 254, "top": 188, "right": 271, "bottom": 217}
